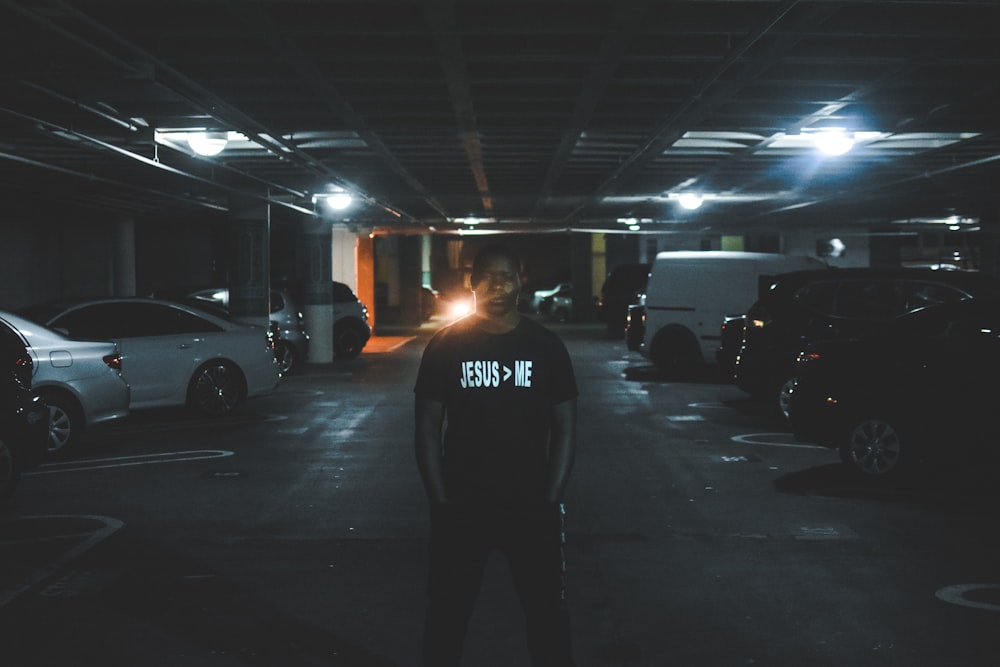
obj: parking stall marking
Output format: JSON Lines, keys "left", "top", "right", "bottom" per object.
{"left": 935, "top": 584, "right": 1000, "bottom": 612}
{"left": 731, "top": 432, "right": 826, "bottom": 449}
{"left": 25, "top": 450, "right": 234, "bottom": 475}
{"left": 0, "top": 515, "right": 124, "bottom": 608}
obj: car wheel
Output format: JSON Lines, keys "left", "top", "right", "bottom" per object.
{"left": 777, "top": 377, "right": 796, "bottom": 421}
{"left": 651, "top": 328, "right": 700, "bottom": 378}
{"left": 188, "top": 361, "right": 246, "bottom": 416}
{"left": 0, "top": 435, "right": 20, "bottom": 503}
{"left": 275, "top": 341, "right": 297, "bottom": 375}
{"left": 334, "top": 322, "right": 366, "bottom": 359}
{"left": 838, "top": 416, "right": 907, "bottom": 479}
{"left": 40, "top": 392, "right": 83, "bottom": 455}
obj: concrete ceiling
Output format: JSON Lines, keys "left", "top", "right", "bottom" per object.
{"left": 2, "top": 0, "right": 999, "bottom": 235}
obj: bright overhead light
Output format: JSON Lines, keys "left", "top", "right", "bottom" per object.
{"left": 677, "top": 193, "right": 704, "bottom": 210}
{"left": 187, "top": 131, "right": 229, "bottom": 156}
{"left": 312, "top": 190, "right": 353, "bottom": 210}
{"left": 326, "top": 193, "right": 352, "bottom": 210}
{"left": 813, "top": 129, "right": 855, "bottom": 156}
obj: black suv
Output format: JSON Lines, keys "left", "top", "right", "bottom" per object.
{"left": 734, "top": 267, "right": 1000, "bottom": 417}
{"left": 788, "top": 297, "right": 1000, "bottom": 481}
{"left": 598, "top": 262, "right": 651, "bottom": 338}
{"left": 1, "top": 322, "right": 50, "bottom": 502}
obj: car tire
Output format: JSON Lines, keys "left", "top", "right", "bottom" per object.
{"left": 0, "top": 435, "right": 20, "bottom": 503}
{"left": 838, "top": 415, "right": 909, "bottom": 480}
{"left": 777, "top": 377, "right": 796, "bottom": 421}
{"left": 188, "top": 361, "right": 246, "bottom": 416}
{"left": 650, "top": 327, "right": 700, "bottom": 378}
{"left": 40, "top": 391, "right": 83, "bottom": 455}
{"left": 275, "top": 341, "right": 297, "bottom": 375}
{"left": 333, "top": 320, "right": 367, "bottom": 359}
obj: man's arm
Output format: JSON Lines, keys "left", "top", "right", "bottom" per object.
{"left": 414, "top": 396, "right": 448, "bottom": 503}
{"left": 544, "top": 398, "right": 577, "bottom": 503}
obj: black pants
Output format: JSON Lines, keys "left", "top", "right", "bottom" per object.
{"left": 422, "top": 501, "right": 574, "bottom": 667}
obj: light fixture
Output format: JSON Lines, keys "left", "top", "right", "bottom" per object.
{"left": 187, "top": 131, "right": 229, "bottom": 156}
{"left": 813, "top": 129, "right": 855, "bottom": 156}
{"left": 677, "top": 193, "right": 704, "bottom": 210}
{"left": 312, "top": 189, "right": 353, "bottom": 211}
{"left": 326, "top": 193, "right": 352, "bottom": 210}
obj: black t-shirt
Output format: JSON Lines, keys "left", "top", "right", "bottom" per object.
{"left": 414, "top": 316, "right": 578, "bottom": 503}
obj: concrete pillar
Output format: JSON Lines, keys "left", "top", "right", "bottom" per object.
{"left": 356, "top": 234, "right": 376, "bottom": 331}
{"left": 113, "top": 214, "right": 137, "bottom": 296}
{"left": 979, "top": 206, "right": 1000, "bottom": 279}
{"left": 228, "top": 195, "right": 270, "bottom": 329}
{"left": 298, "top": 223, "right": 334, "bottom": 363}
{"left": 570, "top": 232, "right": 595, "bottom": 322}
{"left": 331, "top": 227, "right": 359, "bottom": 289}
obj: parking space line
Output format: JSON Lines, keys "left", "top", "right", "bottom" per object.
{"left": 0, "top": 515, "right": 124, "bottom": 608}
{"left": 26, "top": 450, "right": 235, "bottom": 475}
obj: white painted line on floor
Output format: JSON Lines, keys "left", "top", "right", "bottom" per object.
{"left": 0, "top": 515, "right": 124, "bottom": 608}
{"left": 731, "top": 433, "right": 826, "bottom": 449}
{"left": 936, "top": 584, "right": 1000, "bottom": 612}
{"left": 26, "top": 450, "right": 234, "bottom": 475}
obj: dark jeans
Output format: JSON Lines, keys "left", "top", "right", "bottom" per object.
{"left": 422, "top": 501, "right": 575, "bottom": 667}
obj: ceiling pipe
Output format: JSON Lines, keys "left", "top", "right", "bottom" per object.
{"left": 13, "top": 0, "right": 410, "bottom": 222}
{"left": 561, "top": 0, "right": 806, "bottom": 223}
{"left": 0, "top": 105, "right": 315, "bottom": 215}
{"left": 757, "top": 144, "right": 1000, "bottom": 218}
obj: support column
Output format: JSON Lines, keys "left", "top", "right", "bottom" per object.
{"left": 398, "top": 235, "right": 423, "bottom": 326}
{"left": 979, "top": 205, "right": 1000, "bottom": 279}
{"left": 113, "top": 213, "right": 136, "bottom": 296}
{"left": 228, "top": 195, "right": 270, "bottom": 329}
{"left": 298, "top": 223, "right": 334, "bottom": 363}
{"left": 356, "top": 234, "right": 375, "bottom": 330}
{"left": 570, "top": 232, "right": 595, "bottom": 323}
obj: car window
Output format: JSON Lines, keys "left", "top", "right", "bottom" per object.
{"left": 833, "top": 280, "right": 906, "bottom": 320}
{"left": 270, "top": 291, "right": 285, "bottom": 314}
{"left": 52, "top": 302, "right": 222, "bottom": 338}
{"left": 50, "top": 303, "right": 126, "bottom": 338}
{"left": 333, "top": 282, "right": 356, "bottom": 303}
{"left": 792, "top": 281, "right": 838, "bottom": 314}
{"left": 900, "top": 282, "right": 968, "bottom": 312}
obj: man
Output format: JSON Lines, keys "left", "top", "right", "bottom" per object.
{"left": 414, "top": 243, "right": 578, "bottom": 666}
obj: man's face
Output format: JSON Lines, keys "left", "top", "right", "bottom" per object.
{"left": 472, "top": 256, "right": 520, "bottom": 318}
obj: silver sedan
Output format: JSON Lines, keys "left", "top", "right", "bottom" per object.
{"left": 18, "top": 297, "right": 281, "bottom": 417}
{"left": 1, "top": 311, "right": 130, "bottom": 454}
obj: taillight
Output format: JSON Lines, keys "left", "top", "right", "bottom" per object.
{"left": 13, "top": 354, "right": 33, "bottom": 387}
{"left": 795, "top": 350, "right": 821, "bottom": 364}
{"left": 103, "top": 352, "right": 123, "bottom": 372}
{"left": 746, "top": 305, "right": 771, "bottom": 329}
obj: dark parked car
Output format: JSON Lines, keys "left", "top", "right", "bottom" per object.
{"left": 715, "top": 313, "right": 747, "bottom": 380}
{"left": 625, "top": 304, "right": 645, "bottom": 352}
{"left": 787, "top": 297, "right": 1000, "bottom": 482}
{"left": 331, "top": 281, "right": 371, "bottom": 359}
{"left": 734, "top": 267, "right": 1000, "bottom": 417}
{"left": 598, "top": 262, "right": 650, "bottom": 337}
{"left": 1, "top": 324, "right": 49, "bottom": 501}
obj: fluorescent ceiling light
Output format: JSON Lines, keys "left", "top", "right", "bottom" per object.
{"left": 326, "top": 193, "right": 352, "bottom": 210}
{"left": 187, "top": 131, "right": 229, "bottom": 156}
{"left": 813, "top": 130, "right": 855, "bottom": 156}
{"left": 313, "top": 191, "right": 353, "bottom": 210}
{"left": 677, "top": 193, "right": 704, "bottom": 210}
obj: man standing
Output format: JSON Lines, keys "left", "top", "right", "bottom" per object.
{"left": 414, "top": 243, "right": 578, "bottom": 666}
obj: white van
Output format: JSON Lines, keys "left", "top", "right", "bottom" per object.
{"left": 639, "top": 251, "right": 826, "bottom": 375}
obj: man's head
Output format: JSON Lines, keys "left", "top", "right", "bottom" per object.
{"left": 470, "top": 243, "right": 521, "bottom": 322}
